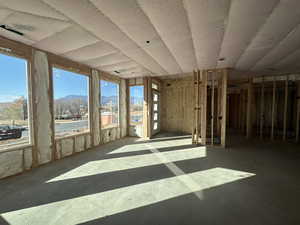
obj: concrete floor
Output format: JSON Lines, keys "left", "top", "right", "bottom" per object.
{"left": 0, "top": 133, "right": 300, "bottom": 225}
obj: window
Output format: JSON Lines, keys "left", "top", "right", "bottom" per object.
{"left": 53, "top": 68, "right": 89, "bottom": 138}
{"left": 0, "top": 53, "right": 30, "bottom": 149}
{"left": 130, "top": 86, "right": 144, "bottom": 125}
{"left": 152, "top": 82, "right": 159, "bottom": 90}
{"left": 100, "top": 80, "right": 119, "bottom": 128}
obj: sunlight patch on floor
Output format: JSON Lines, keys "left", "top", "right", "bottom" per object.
{"left": 3, "top": 167, "right": 255, "bottom": 225}
{"left": 47, "top": 146, "right": 207, "bottom": 182}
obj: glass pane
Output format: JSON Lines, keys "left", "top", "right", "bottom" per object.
{"left": 154, "top": 113, "right": 158, "bottom": 121}
{"left": 153, "top": 93, "right": 158, "bottom": 102}
{"left": 153, "top": 122, "right": 158, "bottom": 130}
{"left": 0, "top": 53, "right": 30, "bottom": 149}
{"left": 101, "top": 80, "right": 119, "bottom": 128}
{"left": 154, "top": 103, "right": 158, "bottom": 111}
{"left": 152, "top": 82, "right": 158, "bottom": 90}
{"left": 130, "top": 86, "right": 143, "bottom": 124}
{"left": 53, "top": 68, "right": 89, "bottom": 138}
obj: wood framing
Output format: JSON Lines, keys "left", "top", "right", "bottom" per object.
{"left": 283, "top": 76, "right": 288, "bottom": 141}
{"left": 260, "top": 77, "right": 265, "bottom": 139}
{"left": 296, "top": 81, "right": 300, "bottom": 143}
{"left": 201, "top": 70, "right": 207, "bottom": 146}
{"left": 221, "top": 69, "right": 228, "bottom": 148}
{"left": 271, "top": 77, "right": 276, "bottom": 140}
{"left": 211, "top": 72, "right": 215, "bottom": 145}
{"left": 246, "top": 78, "right": 253, "bottom": 139}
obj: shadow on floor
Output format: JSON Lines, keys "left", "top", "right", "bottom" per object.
{"left": 0, "top": 133, "right": 300, "bottom": 224}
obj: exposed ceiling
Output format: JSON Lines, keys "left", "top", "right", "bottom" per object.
{"left": 1, "top": 0, "right": 300, "bottom": 79}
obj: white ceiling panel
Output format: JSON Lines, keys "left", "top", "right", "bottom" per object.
{"left": 275, "top": 48, "right": 300, "bottom": 70}
{"left": 0, "top": 0, "right": 68, "bottom": 21}
{"left": 217, "top": 0, "right": 279, "bottom": 68}
{"left": 84, "top": 52, "right": 130, "bottom": 68}
{"left": 0, "top": 8, "right": 13, "bottom": 22}
{"left": 237, "top": 0, "right": 300, "bottom": 70}
{"left": 254, "top": 24, "right": 300, "bottom": 70}
{"left": 184, "top": 0, "right": 230, "bottom": 69}
{"left": 43, "top": 0, "right": 166, "bottom": 75}
{"left": 101, "top": 61, "right": 139, "bottom": 72}
{"left": 0, "top": 27, "right": 35, "bottom": 45}
{"left": 91, "top": 0, "right": 182, "bottom": 74}
{"left": 34, "top": 25, "right": 99, "bottom": 54}
{"left": 63, "top": 41, "right": 118, "bottom": 62}
{"left": 137, "top": 0, "right": 197, "bottom": 73}
{"left": 2, "top": 12, "right": 71, "bottom": 42}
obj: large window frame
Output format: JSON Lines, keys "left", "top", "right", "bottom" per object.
{"left": 0, "top": 50, "right": 33, "bottom": 151}
{"left": 100, "top": 79, "right": 120, "bottom": 129}
{"left": 129, "top": 85, "right": 144, "bottom": 126}
{"left": 51, "top": 65, "right": 90, "bottom": 139}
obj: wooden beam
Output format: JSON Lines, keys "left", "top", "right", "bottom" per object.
{"left": 260, "top": 77, "right": 265, "bottom": 139}
{"left": 283, "top": 76, "right": 289, "bottom": 141}
{"left": 211, "top": 72, "right": 215, "bottom": 145}
{"left": 271, "top": 77, "right": 276, "bottom": 140}
{"left": 143, "top": 77, "right": 150, "bottom": 138}
{"left": 221, "top": 69, "right": 228, "bottom": 148}
{"left": 246, "top": 78, "right": 253, "bottom": 139}
{"left": 201, "top": 70, "right": 207, "bottom": 146}
{"left": 296, "top": 81, "right": 300, "bottom": 143}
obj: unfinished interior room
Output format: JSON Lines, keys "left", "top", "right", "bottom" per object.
{"left": 0, "top": 0, "right": 300, "bottom": 224}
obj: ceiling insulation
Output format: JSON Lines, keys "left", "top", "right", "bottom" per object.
{"left": 0, "top": 0, "right": 299, "bottom": 78}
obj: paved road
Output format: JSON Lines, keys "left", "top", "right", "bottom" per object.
{"left": 0, "top": 120, "right": 89, "bottom": 149}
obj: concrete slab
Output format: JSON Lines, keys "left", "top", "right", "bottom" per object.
{"left": 0, "top": 134, "right": 299, "bottom": 225}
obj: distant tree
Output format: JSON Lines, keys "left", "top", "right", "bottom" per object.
{"left": 0, "top": 97, "right": 26, "bottom": 121}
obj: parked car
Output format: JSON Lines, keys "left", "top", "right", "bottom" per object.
{"left": 0, "top": 125, "right": 22, "bottom": 140}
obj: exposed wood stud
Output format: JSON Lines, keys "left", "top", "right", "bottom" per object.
{"left": 246, "top": 78, "right": 253, "bottom": 139}
{"left": 260, "top": 77, "right": 265, "bottom": 140}
{"left": 201, "top": 70, "right": 207, "bottom": 146}
{"left": 271, "top": 77, "right": 276, "bottom": 141}
{"left": 211, "top": 72, "right": 214, "bottom": 145}
{"left": 296, "top": 81, "right": 300, "bottom": 143}
{"left": 221, "top": 69, "right": 228, "bottom": 148}
{"left": 283, "top": 75, "right": 289, "bottom": 141}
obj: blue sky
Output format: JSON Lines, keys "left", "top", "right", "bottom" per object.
{"left": 130, "top": 85, "right": 144, "bottom": 98}
{"left": 101, "top": 80, "right": 119, "bottom": 97}
{"left": 0, "top": 52, "right": 129, "bottom": 103}
{"left": 0, "top": 53, "right": 28, "bottom": 103}
{"left": 53, "top": 68, "right": 88, "bottom": 99}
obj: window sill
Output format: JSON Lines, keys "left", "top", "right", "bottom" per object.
{"left": 55, "top": 131, "right": 91, "bottom": 141}
{"left": 101, "top": 125, "right": 119, "bottom": 130}
{"left": 0, "top": 143, "right": 32, "bottom": 154}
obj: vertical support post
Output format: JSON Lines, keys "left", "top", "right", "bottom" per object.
{"left": 192, "top": 71, "right": 196, "bottom": 143}
{"left": 195, "top": 70, "right": 200, "bottom": 144}
{"left": 283, "top": 76, "right": 288, "bottom": 141}
{"left": 271, "top": 76, "right": 276, "bottom": 140}
{"left": 296, "top": 81, "right": 300, "bottom": 143}
{"left": 91, "top": 69, "right": 100, "bottom": 146}
{"left": 201, "top": 70, "right": 207, "bottom": 145}
{"left": 260, "top": 77, "right": 265, "bottom": 139}
{"left": 125, "top": 79, "right": 130, "bottom": 137}
{"left": 32, "top": 50, "right": 53, "bottom": 164}
{"left": 211, "top": 72, "right": 214, "bottom": 145}
{"left": 143, "top": 77, "right": 150, "bottom": 138}
{"left": 221, "top": 69, "right": 228, "bottom": 148}
{"left": 246, "top": 78, "right": 253, "bottom": 139}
